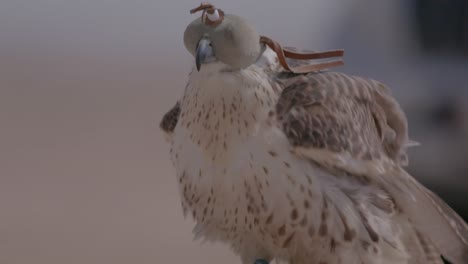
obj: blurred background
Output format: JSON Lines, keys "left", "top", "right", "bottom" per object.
{"left": 0, "top": 0, "right": 466, "bottom": 263}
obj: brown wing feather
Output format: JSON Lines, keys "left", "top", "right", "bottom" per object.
{"left": 275, "top": 71, "right": 409, "bottom": 166}
{"left": 273, "top": 70, "right": 468, "bottom": 263}
{"left": 160, "top": 102, "right": 181, "bottom": 135}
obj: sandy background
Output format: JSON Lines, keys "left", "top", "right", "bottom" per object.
{"left": 1, "top": 1, "right": 466, "bottom": 263}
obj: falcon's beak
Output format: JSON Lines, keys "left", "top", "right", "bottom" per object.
{"left": 195, "top": 38, "right": 214, "bottom": 71}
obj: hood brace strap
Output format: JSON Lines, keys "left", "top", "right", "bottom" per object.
{"left": 260, "top": 36, "right": 344, "bottom": 73}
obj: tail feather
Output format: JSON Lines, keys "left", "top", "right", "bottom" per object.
{"left": 385, "top": 168, "right": 468, "bottom": 264}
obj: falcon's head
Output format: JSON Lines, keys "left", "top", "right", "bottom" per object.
{"left": 183, "top": 5, "right": 263, "bottom": 71}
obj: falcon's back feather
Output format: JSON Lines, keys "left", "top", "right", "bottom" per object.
{"left": 272, "top": 65, "right": 468, "bottom": 263}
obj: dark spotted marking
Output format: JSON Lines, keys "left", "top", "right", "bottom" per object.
{"left": 358, "top": 210, "right": 379, "bottom": 242}
{"left": 361, "top": 240, "right": 371, "bottom": 251}
{"left": 337, "top": 208, "right": 356, "bottom": 242}
{"left": 330, "top": 238, "right": 338, "bottom": 253}
{"left": 282, "top": 232, "right": 295, "bottom": 248}
{"left": 305, "top": 173, "right": 312, "bottom": 184}
{"left": 372, "top": 246, "right": 378, "bottom": 254}
{"left": 251, "top": 113, "right": 257, "bottom": 121}
{"left": 319, "top": 223, "right": 328, "bottom": 237}
{"left": 343, "top": 227, "right": 356, "bottom": 242}
{"left": 278, "top": 224, "right": 286, "bottom": 236}
{"left": 286, "top": 174, "right": 296, "bottom": 185}
{"left": 291, "top": 208, "right": 298, "bottom": 220}
{"left": 319, "top": 197, "right": 329, "bottom": 236}
{"left": 266, "top": 213, "right": 274, "bottom": 225}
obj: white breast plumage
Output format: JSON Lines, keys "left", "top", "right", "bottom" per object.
{"left": 170, "top": 60, "right": 322, "bottom": 261}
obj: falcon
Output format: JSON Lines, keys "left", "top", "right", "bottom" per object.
{"left": 160, "top": 3, "right": 468, "bottom": 264}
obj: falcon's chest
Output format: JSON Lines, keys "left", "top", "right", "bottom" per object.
{"left": 170, "top": 65, "right": 286, "bottom": 231}
{"left": 175, "top": 65, "right": 278, "bottom": 159}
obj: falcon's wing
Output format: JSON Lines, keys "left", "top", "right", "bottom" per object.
{"left": 160, "top": 101, "right": 181, "bottom": 139}
{"left": 273, "top": 70, "right": 468, "bottom": 263}
{"left": 275, "top": 71, "right": 411, "bottom": 174}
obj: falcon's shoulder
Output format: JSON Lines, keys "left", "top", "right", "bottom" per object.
{"left": 273, "top": 71, "right": 412, "bottom": 175}
{"left": 271, "top": 70, "right": 468, "bottom": 263}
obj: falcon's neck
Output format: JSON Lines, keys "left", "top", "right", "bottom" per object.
{"left": 178, "top": 61, "right": 279, "bottom": 161}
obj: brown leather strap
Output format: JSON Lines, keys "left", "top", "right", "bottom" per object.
{"left": 190, "top": 2, "right": 214, "bottom": 14}
{"left": 260, "top": 35, "right": 344, "bottom": 73}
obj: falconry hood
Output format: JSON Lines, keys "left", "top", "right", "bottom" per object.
{"left": 183, "top": 3, "right": 262, "bottom": 70}
{"left": 184, "top": 3, "right": 345, "bottom": 73}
